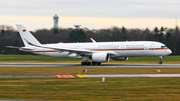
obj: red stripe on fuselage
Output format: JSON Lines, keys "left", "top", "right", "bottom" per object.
{"left": 92, "top": 48, "right": 169, "bottom": 51}
{"left": 30, "top": 48, "right": 170, "bottom": 53}
{"left": 30, "top": 51, "right": 59, "bottom": 53}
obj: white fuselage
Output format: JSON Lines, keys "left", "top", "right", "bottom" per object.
{"left": 29, "top": 41, "right": 172, "bottom": 59}
{"left": 12, "top": 24, "right": 172, "bottom": 65}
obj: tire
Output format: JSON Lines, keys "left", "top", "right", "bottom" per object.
{"left": 92, "top": 62, "right": 96, "bottom": 65}
{"left": 159, "top": 61, "right": 162, "bottom": 64}
{"left": 97, "top": 62, "right": 101, "bottom": 65}
{"left": 87, "top": 62, "right": 91, "bottom": 65}
{"left": 81, "top": 62, "right": 85, "bottom": 65}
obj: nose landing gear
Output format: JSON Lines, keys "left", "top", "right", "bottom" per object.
{"left": 159, "top": 56, "right": 164, "bottom": 64}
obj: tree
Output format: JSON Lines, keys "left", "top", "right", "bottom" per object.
{"left": 111, "top": 27, "right": 121, "bottom": 41}
{"left": 121, "top": 26, "right": 127, "bottom": 41}
{"left": 165, "top": 32, "right": 172, "bottom": 49}
{"left": 153, "top": 27, "right": 160, "bottom": 41}
{"left": 53, "top": 28, "right": 58, "bottom": 34}
{"left": 68, "top": 29, "right": 86, "bottom": 42}
{"left": 159, "top": 26, "right": 165, "bottom": 42}
{"left": 143, "top": 28, "right": 153, "bottom": 41}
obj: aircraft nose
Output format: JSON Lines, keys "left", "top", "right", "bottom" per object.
{"left": 167, "top": 49, "right": 172, "bottom": 54}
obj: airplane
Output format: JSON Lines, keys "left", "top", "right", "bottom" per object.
{"left": 6, "top": 24, "right": 172, "bottom": 65}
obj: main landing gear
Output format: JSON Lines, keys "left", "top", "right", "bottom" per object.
{"left": 159, "top": 56, "right": 164, "bottom": 64}
{"left": 81, "top": 61, "right": 101, "bottom": 65}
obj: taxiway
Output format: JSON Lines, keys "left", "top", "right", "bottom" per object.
{"left": 1, "top": 74, "right": 180, "bottom": 78}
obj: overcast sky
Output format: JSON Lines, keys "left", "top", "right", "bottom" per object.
{"left": 0, "top": 0, "right": 180, "bottom": 30}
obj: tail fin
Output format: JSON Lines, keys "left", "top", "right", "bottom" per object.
{"left": 16, "top": 24, "right": 41, "bottom": 47}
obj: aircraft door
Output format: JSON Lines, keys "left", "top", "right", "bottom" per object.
{"left": 151, "top": 44, "right": 155, "bottom": 50}
{"left": 43, "top": 48, "right": 46, "bottom": 53}
{"left": 121, "top": 45, "right": 125, "bottom": 51}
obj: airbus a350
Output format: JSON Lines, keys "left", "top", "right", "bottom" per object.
{"left": 6, "top": 24, "right": 172, "bottom": 65}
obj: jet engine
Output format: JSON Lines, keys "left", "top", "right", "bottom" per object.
{"left": 92, "top": 53, "right": 110, "bottom": 62}
{"left": 112, "top": 57, "right": 128, "bottom": 61}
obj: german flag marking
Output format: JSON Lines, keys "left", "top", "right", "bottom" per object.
{"left": 23, "top": 29, "right": 26, "bottom": 32}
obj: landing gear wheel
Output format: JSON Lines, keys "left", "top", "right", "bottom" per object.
{"left": 92, "top": 62, "right": 101, "bottom": 65}
{"left": 92, "top": 62, "right": 96, "bottom": 65}
{"left": 87, "top": 62, "right": 91, "bottom": 65}
{"left": 81, "top": 62, "right": 91, "bottom": 65}
{"left": 159, "top": 61, "right": 162, "bottom": 64}
{"left": 82, "top": 61, "right": 102, "bottom": 65}
{"left": 158, "top": 56, "right": 163, "bottom": 64}
{"left": 81, "top": 62, "right": 85, "bottom": 65}
{"left": 97, "top": 62, "right": 101, "bottom": 65}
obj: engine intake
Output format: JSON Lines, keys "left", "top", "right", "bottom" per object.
{"left": 92, "top": 53, "right": 110, "bottom": 62}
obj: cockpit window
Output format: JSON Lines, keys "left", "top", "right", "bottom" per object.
{"left": 161, "top": 46, "right": 168, "bottom": 48}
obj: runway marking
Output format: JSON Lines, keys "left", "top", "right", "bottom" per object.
{"left": 54, "top": 75, "right": 77, "bottom": 78}
{"left": 75, "top": 75, "right": 89, "bottom": 78}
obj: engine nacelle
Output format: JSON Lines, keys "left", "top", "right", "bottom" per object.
{"left": 92, "top": 53, "right": 110, "bottom": 62}
{"left": 112, "top": 57, "right": 128, "bottom": 61}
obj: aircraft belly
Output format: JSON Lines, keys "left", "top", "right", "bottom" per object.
{"left": 141, "top": 50, "right": 167, "bottom": 57}
{"left": 116, "top": 51, "right": 143, "bottom": 57}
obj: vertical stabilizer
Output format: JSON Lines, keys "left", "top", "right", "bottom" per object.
{"left": 16, "top": 24, "right": 41, "bottom": 47}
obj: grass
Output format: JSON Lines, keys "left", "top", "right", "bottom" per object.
{"left": 0, "top": 68, "right": 180, "bottom": 100}
{"left": 0, "top": 78, "right": 180, "bottom": 100}
{"left": 0, "top": 68, "right": 180, "bottom": 75}
{"left": 0, "top": 55, "right": 180, "bottom": 64}
{"left": 0, "top": 55, "right": 180, "bottom": 100}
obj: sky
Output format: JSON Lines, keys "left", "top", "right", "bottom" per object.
{"left": 0, "top": 0, "right": 180, "bottom": 31}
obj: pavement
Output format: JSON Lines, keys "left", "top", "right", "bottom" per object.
{"left": 0, "top": 63, "right": 180, "bottom": 78}
{"left": 1, "top": 74, "right": 180, "bottom": 78}
{"left": 0, "top": 63, "right": 180, "bottom": 68}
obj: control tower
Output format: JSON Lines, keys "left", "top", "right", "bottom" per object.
{"left": 53, "top": 14, "right": 59, "bottom": 29}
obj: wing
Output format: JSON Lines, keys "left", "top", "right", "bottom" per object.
{"left": 23, "top": 38, "right": 93, "bottom": 56}
{"left": 23, "top": 38, "right": 117, "bottom": 56}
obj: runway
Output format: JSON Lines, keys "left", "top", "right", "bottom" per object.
{"left": 0, "top": 63, "right": 180, "bottom": 68}
{"left": 1, "top": 63, "right": 180, "bottom": 78}
{"left": 1, "top": 74, "right": 180, "bottom": 78}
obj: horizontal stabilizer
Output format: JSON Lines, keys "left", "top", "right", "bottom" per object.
{"left": 6, "top": 46, "right": 33, "bottom": 52}
{"left": 6, "top": 46, "right": 21, "bottom": 49}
